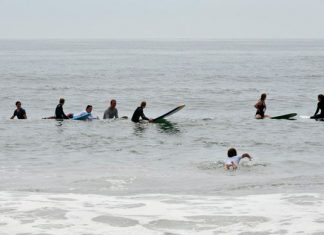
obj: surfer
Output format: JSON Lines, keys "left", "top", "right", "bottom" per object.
{"left": 131, "top": 101, "right": 152, "bottom": 123}
{"left": 103, "top": 99, "right": 118, "bottom": 119}
{"left": 224, "top": 148, "right": 252, "bottom": 170}
{"left": 10, "top": 101, "right": 27, "bottom": 119}
{"left": 254, "top": 93, "right": 269, "bottom": 119}
{"left": 74, "top": 105, "right": 98, "bottom": 120}
{"left": 55, "top": 98, "right": 73, "bottom": 119}
{"left": 310, "top": 94, "right": 324, "bottom": 119}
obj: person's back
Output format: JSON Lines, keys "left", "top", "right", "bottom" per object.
{"left": 224, "top": 148, "right": 251, "bottom": 170}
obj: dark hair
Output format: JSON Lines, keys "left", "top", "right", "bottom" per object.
{"left": 318, "top": 94, "right": 324, "bottom": 101}
{"left": 15, "top": 101, "right": 21, "bottom": 105}
{"left": 141, "top": 101, "right": 146, "bottom": 107}
{"left": 59, "top": 98, "right": 65, "bottom": 104}
{"left": 86, "top": 105, "right": 92, "bottom": 110}
{"left": 261, "top": 93, "right": 267, "bottom": 101}
{"left": 227, "top": 148, "right": 237, "bottom": 157}
{"left": 110, "top": 99, "right": 116, "bottom": 105}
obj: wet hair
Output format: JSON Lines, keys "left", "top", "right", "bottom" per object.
{"left": 227, "top": 148, "right": 237, "bottom": 158}
{"left": 261, "top": 93, "right": 267, "bottom": 101}
{"left": 15, "top": 101, "right": 21, "bottom": 105}
{"left": 110, "top": 99, "right": 116, "bottom": 105}
{"left": 318, "top": 94, "right": 324, "bottom": 101}
{"left": 86, "top": 105, "right": 92, "bottom": 110}
{"left": 59, "top": 98, "right": 65, "bottom": 104}
{"left": 141, "top": 101, "right": 146, "bottom": 107}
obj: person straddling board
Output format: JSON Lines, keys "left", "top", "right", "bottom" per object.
{"left": 55, "top": 98, "right": 73, "bottom": 119}
{"left": 310, "top": 94, "right": 324, "bottom": 119}
{"left": 224, "top": 148, "right": 252, "bottom": 170}
{"left": 254, "top": 93, "right": 270, "bottom": 119}
{"left": 74, "top": 105, "right": 98, "bottom": 120}
{"left": 10, "top": 101, "right": 27, "bottom": 119}
{"left": 131, "top": 101, "right": 153, "bottom": 123}
{"left": 103, "top": 99, "right": 118, "bottom": 119}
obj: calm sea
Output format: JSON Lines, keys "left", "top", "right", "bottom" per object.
{"left": 0, "top": 39, "right": 323, "bottom": 234}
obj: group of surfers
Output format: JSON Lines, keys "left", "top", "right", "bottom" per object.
{"left": 254, "top": 93, "right": 324, "bottom": 120}
{"left": 10, "top": 93, "right": 324, "bottom": 121}
{"left": 11, "top": 98, "right": 153, "bottom": 123}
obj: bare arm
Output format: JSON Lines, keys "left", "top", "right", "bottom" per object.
{"left": 241, "top": 153, "right": 252, "bottom": 160}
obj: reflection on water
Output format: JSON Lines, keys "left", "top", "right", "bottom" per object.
{"left": 154, "top": 119, "right": 180, "bottom": 134}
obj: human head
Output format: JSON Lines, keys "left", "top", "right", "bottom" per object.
{"left": 15, "top": 101, "right": 21, "bottom": 108}
{"left": 59, "top": 98, "right": 65, "bottom": 105}
{"left": 86, "top": 105, "right": 93, "bottom": 113}
{"left": 110, "top": 99, "right": 117, "bottom": 108}
{"left": 141, "top": 101, "right": 146, "bottom": 108}
{"left": 318, "top": 94, "right": 324, "bottom": 102}
{"left": 261, "top": 93, "right": 267, "bottom": 101}
{"left": 227, "top": 148, "right": 237, "bottom": 158}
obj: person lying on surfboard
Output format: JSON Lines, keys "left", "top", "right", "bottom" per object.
{"left": 310, "top": 94, "right": 324, "bottom": 119}
{"left": 254, "top": 93, "right": 270, "bottom": 119}
{"left": 131, "top": 101, "right": 153, "bottom": 123}
{"left": 224, "top": 148, "right": 252, "bottom": 170}
{"left": 74, "top": 105, "right": 99, "bottom": 120}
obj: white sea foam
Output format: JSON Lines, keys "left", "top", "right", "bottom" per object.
{"left": 0, "top": 191, "right": 323, "bottom": 234}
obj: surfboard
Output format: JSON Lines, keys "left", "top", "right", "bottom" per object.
{"left": 271, "top": 113, "right": 297, "bottom": 120}
{"left": 153, "top": 105, "right": 185, "bottom": 122}
{"left": 72, "top": 113, "right": 91, "bottom": 120}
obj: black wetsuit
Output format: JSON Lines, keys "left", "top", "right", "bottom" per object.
{"left": 255, "top": 101, "right": 266, "bottom": 118}
{"left": 131, "top": 107, "right": 149, "bottom": 122}
{"left": 12, "top": 108, "right": 26, "bottom": 119}
{"left": 311, "top": 101, "right": 324, "bottom": 119}
{"left": 55, "top": 104, "right": 69, "bottom": 119}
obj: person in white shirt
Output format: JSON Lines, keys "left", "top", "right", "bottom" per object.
{"left": 224, "top": 148, "right": 252, "bottom": 170}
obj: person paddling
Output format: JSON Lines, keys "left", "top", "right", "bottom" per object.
{"left": 254, "top": 93, "right": 269, "bottom": 119}
{"left": 310, "top": 94, "right": 324, "bottom": 119}
{"left": 10, "top": 101, "right": 27, "bottom": 119}
{"left": 131, "top": 101, "right": 152, "bottom": 123}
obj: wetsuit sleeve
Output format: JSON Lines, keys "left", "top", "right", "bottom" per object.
{"left": 140, "top": 109, "right": 149, "bottom": 121}
{"left": 115, "top": 109, "right": 118, "bottom": 118}
{"left": 314, "top": 103, "right": 320, "bottom": 115}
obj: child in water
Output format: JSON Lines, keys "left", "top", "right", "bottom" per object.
{"left": 224, "top": 148, "right": 252, "bottom": 170}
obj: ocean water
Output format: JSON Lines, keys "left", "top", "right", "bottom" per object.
{"left": 0, "top": 39, "right": 323, "bottom": 234}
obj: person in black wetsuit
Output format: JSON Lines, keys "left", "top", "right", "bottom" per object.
{"left": 254, "top": 93, "right": 269, "bottom": 119}
{"left": 310, "top": 94, "right": 324, "bottom": 119}
{"left": 131, "top": 101, "right": 152, "bottom": 123}
{"left": 55, "top": 98, "right": 72, "bottom": 119}
{"left": 10, "top": 101, "right": 27, "bottom": 119}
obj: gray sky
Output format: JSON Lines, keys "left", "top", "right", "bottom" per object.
{"left": 0, "top": 0, "right": 324, "bottom": 39}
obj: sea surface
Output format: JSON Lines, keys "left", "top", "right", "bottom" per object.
{"left": 0, "top": 39, "right": 323, "bottom": 234}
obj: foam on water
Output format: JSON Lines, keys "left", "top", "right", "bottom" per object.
{"left": 0, "top": 191, "right": 324, "bottom": 235}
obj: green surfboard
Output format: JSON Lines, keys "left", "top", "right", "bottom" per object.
{"left": 271, "top": 113, "right": 297, "bottom": 120}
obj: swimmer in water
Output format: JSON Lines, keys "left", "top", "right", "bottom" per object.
{"left": 310, "top": 94, "right": 324, "bottom": 119}
{"left": 224, "top": 148, "right": 252, "bottom": 170}
{"left": 254, "top": 93, "right": 270, "bottom": 119}
{"left": 10, "top": 101, "right": 27, "bottom": 119}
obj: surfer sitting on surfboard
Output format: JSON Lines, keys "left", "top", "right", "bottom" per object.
{"left": 103, "top": 99, "right": 118, "bottom": 119}
{"left": 131, "top": 101, "right": 153, "bottom": 123}
{"left": 255, "top": 93, "right": 270, "bottom": 119}
{"left": 224, "top": 148, "right": 252, "bottom": 170}
{"left": 310, "top": 94, "right": 324, "bottom": 119}
{"left": 55, "top": 98, "right": 73, "bottom": 119}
